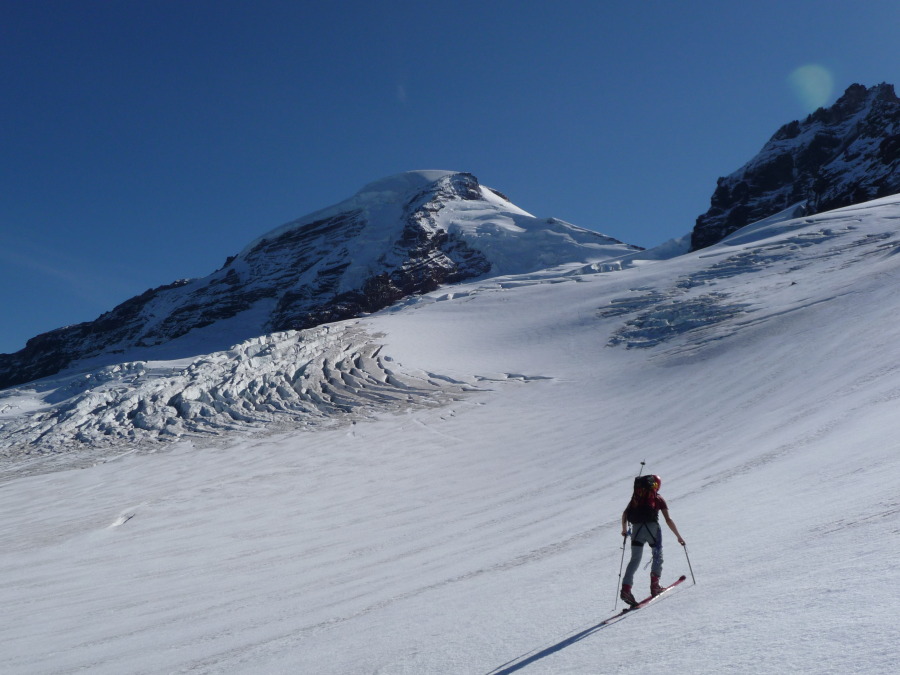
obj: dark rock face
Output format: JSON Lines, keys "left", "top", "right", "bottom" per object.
{"left": 265, "top": 173, "right": 492, "bottom": 331}
{"left": 0, "top": 172, "right": 535, "bottom": 390}
{"left": 0, "top": 280, "right": 193, "bottom": 391}
{"left": 691, "top": 83, "right": 900, "bottom": 250}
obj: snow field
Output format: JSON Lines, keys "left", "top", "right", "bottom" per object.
{"left": 1, "top": 197, "right": 900, "bottom": 673}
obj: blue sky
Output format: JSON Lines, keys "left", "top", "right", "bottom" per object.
{"left": 2, "top": 0, "right": 898, "bottom": 355}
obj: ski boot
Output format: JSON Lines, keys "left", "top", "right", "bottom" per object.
{"left": 650, "top": 575, "right": 663, "bottom": 597}
{"left": 620, "top": 584, "right": 637, "bottom": 607}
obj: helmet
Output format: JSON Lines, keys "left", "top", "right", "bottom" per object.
{"left": 650, "top": 475, "right": 662, "bottom": 491}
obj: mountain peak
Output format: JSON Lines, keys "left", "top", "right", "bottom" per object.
{"left": 692, "top": 82, "right": 900, "bottom": 250}
{"left": 835, "top": 81, "right": 897, "bottom": 107}
{"left": 0, "top": 172, "right": 638, "bottom": 390}
{"left": 355, "top": 170, "right": 461, "bottom": 196}
{"left": 236, "top": 171, "right": 482, "bottom": 259}
{"left": 832, "top": 82, "right": 895, "bottom": 109}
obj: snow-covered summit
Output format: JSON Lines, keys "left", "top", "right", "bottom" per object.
{"left": 237, "top": 171, "right": 470, "bottom": 256}
{"left": 235, "top": 170, "right": 626, "bottom": 280}
{"left": 356, "top": 170, "right": 464, "bottom": 197}
{"left": 0, "top": 171, "right": 638, "bottom": 390}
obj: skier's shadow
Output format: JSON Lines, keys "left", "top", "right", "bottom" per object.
{"left": 485, "top": 619, "right": 612, "bottom": 675}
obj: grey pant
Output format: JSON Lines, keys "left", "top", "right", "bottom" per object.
{"left": 623, "top": 521, "right": 663, "bottom": 586}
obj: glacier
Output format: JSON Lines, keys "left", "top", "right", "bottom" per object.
{"left": 1, "top": 194, "right": 899, "bottom": 673}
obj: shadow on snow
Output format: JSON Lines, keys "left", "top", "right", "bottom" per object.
{"left": 485, "top": 614, "right": 625, "bottom": 675}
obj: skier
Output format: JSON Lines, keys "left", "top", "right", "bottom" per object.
{"left": 620, "top": 474, "right": 685, "bottom": 607}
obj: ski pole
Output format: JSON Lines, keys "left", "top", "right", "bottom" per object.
{"left": 683, "top": 542, "right": 696, "bottom": 584}
{"left": 613, "top": 532, "right": 628, "bottom": 609}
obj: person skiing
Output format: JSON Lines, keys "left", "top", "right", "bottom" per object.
{"left": 620, "top": 474, "right": 685, "bottom": 607}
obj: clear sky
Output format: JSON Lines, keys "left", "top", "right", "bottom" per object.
{"left": 2, "top": 0, "right": 898, "bottom": 356}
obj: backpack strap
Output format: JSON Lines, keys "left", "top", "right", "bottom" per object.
{"left": 631, "top": 521, "right": 660, "bottom": 548}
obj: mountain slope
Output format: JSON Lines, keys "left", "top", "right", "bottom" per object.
{"left": 691, "top": 82, "right": 900, "bottom": 250}
{"left": 3, "top": 194, "right": 900, "bottom": 457}
{"left": 0, "top": 170, "right": 638, "bottom": 390}
{"left": 1, "top": 195, "right": 899, "bottom": 673}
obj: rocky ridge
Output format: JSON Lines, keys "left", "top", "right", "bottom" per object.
{"left": 691, "top": 82, "right": 900, "bottom": 250}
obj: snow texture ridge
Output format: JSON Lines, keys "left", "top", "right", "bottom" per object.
{"left": 0, "top": 323, "right": 481, "bottom": 456}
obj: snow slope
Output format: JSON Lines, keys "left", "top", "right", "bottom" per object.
{"left": 2, "top": 196, "right": 900, "bottom": 673}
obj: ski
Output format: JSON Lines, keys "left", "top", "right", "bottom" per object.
{"left": 622, "top": 574, "right": 687, "bottom": 613}
{"left": 601, "top": 575, "right": 688, "bottom": 629}
{"left": 486, "top": 575, "right": 688, "bottom": 674}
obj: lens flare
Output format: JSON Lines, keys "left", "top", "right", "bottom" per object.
{"left": 788, "top": 65, "right": 834, "bottom": 112}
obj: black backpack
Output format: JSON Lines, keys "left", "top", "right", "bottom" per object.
{"left": 627, "top": 474, "right": 661, "bottom": 522}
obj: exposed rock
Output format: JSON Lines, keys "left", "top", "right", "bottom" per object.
{"left": 0, "top": 279, "right": 192, "bottom": 390}
{"left": 691, "top": 83, "right": 900, "bottom": 250}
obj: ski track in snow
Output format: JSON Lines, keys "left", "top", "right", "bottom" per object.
{"left": 1, "top": 197, "right": 900, "bottom": 673}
